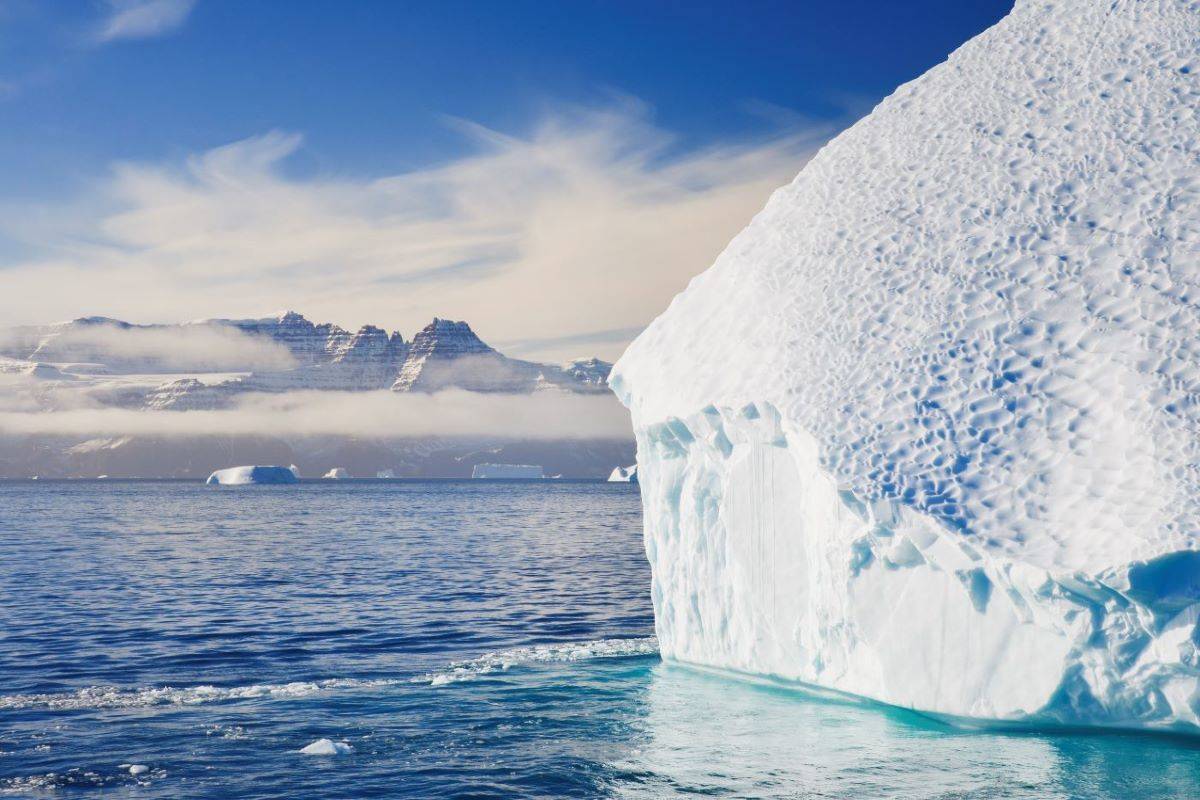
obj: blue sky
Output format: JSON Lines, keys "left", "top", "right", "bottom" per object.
{"left": 0, "top": 0, "right": 1012, "bottom": 360}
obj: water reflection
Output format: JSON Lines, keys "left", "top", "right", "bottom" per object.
{"left": 611, "top": 662, "right": 1200, "bottom": 799}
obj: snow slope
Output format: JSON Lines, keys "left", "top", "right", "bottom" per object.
{"left": 611, "top": 0, "right": 1200, "bottom": 732}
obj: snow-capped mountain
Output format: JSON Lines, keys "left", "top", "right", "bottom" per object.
{"left": 560, "top": 357, "right": 611, "bottom": 389}
{"left": 391, "top": 319, "right": 512, "bottom": 392}
{"left": 391, "top": 318, "right": 610, "bottom": 394}
{"left": 202, "top": 310, "right": 361, "bottom": 367}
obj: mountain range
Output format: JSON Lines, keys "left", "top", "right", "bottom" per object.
{"left": 0, "top": 312, "right": 630, "bottom": 478}
{"left": 2, "top": 311, "right": 611, "bottom": 409}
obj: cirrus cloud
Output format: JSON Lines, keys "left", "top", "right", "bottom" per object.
{"left": 95, "top": 0, "right": 197, "bottom": 43}
{"left": 0, "top": 100, "right": 836, "bottom": 361}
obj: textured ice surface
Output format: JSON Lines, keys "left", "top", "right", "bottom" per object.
{"left": 205, "top": 466, "right": 298, "bottom": 485}
{"left": 611, "top": 0, "right": 1200, "bottom": 732}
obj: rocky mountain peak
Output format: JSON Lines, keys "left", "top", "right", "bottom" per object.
{"left": 408, "top": 319, "right": 494, "bottom": 358}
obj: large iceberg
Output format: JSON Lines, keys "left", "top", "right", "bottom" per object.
{"left": 611, "top": 0, "right": 1200, "bottom": 732}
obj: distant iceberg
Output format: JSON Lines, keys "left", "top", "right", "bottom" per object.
{"left": 206, "top": 466, "right": 298, "bottom": 485}
{"left": 470, "top": 463, "right": 543, "bottom": 479}
{"left": 607, "top": 465, "right": 638, "bottom": 483}
{"left": 322, "top": 467, "right": 350, "bottom": 479}
{"left": 611, "top": 0, "right": 1200, "bottom": 733}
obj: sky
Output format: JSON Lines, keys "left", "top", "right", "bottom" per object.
{"left": 0, "top": 0, "right": 1013, "bottom": 362}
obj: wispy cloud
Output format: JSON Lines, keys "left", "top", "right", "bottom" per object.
{"left": 0, "top": 99, "right": 837, "bottom": 360}
{"left": 95, "top": 0, "right": 196, "bottom": 43}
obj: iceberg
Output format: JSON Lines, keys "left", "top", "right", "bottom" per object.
{"left": 470, "top": 463, "right": 544, "bottom": 479}
{"left": 205, "top": 466, "right": 298, "bottom": 485}
{"left": 611, "top": 0, "right": 1200, "bottom": 733}
{"left": 608, "top": 465, "right": 638, "bottom": 483}
{"left": 323, "top": 467, "right": 350, "bottom": 479}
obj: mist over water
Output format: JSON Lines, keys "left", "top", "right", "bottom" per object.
{"left": 1, "top": 481, "right": 1197, "bottom": 798}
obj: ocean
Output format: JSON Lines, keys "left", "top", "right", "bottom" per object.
{"left": 0, "top": 480, "right": 1197, "bottom": 798}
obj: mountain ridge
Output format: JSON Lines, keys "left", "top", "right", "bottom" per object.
{"left": 1, "top": 311, "right": 612, "bottom": 408}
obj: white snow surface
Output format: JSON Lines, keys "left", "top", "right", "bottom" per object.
{"left": 611, "top": 0, "right": 1200, "bottom": 733}
{"left": 205, "top": 466, "right": 298, "bottom": 485}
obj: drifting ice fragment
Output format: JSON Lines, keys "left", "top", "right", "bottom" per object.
{"left": 608, "top": 465, "right": 638, "bottom": 483}
{"left": 611, "top": 0, "right": 1200, "bottom": 733}
{"left": 470, "top": 463, "right": 543, "bottom": 479}
{"left": 299, "top": 739, "right": 353, "bottom": 756}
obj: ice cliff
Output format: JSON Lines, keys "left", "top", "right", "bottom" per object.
{"left": 611, "top": 0, "right": 1200, "bottom": 733}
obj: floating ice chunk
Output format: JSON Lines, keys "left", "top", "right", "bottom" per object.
{"left": 612, "top": 0, "right": 1200, "bottom": 733}
{"left": 470, "top": 463, "right": 543, "bottom": 479}
{"left": 127, "top": 765, "right": 148, "bottom": 776}
{"left": 205, "top": 466, "right": 298, "bottom": 485}
{"left": 607, "top": 465, "right": 638, "bottom": 483}
{"left": 299, "top": 738, "right": 353, "bottom": 756}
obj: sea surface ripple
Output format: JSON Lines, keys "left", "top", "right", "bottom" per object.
{"left": 0, "top": 480, "right": 1197, "bottom": 798}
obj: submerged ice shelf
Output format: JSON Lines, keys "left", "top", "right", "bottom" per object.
{"left": 612, "top": 0, "right": 1200, "bottom": 733}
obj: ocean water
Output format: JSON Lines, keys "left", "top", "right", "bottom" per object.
{"left": 1, "top": 481, "right": 1198, "bottom": 799}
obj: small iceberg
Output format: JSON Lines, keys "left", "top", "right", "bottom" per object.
{"left": 299, "top": 738, "right": 353, "bottom": 756}
{"left": 470, "top": 463, "right": 543, "bottom": 479}
{"left": 607, "top": 465, "right": 638, "bottom": 483}
{"left": 322, "top": 467, "right": 350, "bottom": 479}
{"left": 206, "top": 466, "right": 298, "bottom": 485}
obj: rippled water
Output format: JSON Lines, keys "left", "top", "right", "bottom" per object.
{"left": 1, "top": 480, "right": 1198, "bottom": 798}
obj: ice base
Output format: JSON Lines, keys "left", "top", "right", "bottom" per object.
{"left": 637, "top": 401, "right": 1200, "bottom": 732}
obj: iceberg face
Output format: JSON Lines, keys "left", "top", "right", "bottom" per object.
{"left": 206, "top": 465, "right": 298, "bottom": 485}
{"left": 612, "top": 0, "right": 1200, "bottom": 732}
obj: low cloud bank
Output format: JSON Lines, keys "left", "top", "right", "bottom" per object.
{"left": 1, "top": 323, "right": 298, "bottom": 373}
{"left": 0, "top": 389, "right": 632, "bottom": 440}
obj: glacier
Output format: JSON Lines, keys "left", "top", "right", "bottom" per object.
{"left": 610, "top": 0, "right": 1200, "bottom": 733}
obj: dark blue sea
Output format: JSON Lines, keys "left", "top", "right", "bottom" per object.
{"left": 1, "top": 480, "right": 1199, "bottom": 799}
